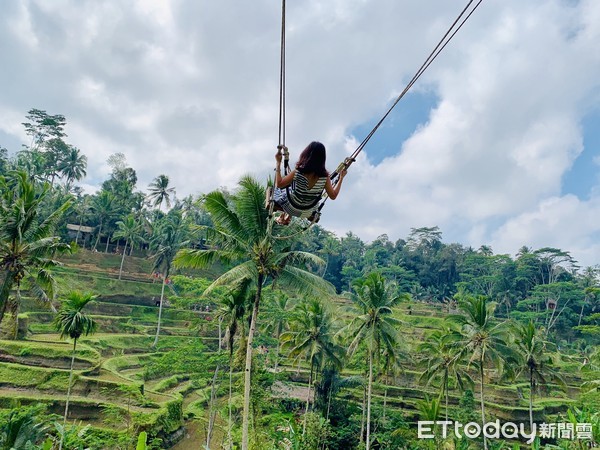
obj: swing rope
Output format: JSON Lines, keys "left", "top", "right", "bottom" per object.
{"left": 267, "top": 0, "right": 288, "bottom": 232}
{"left": 315, "top": 0, "right": 485, "bottom": 215}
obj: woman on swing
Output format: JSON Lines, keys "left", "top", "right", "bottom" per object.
{"left": 273, "top": 141, "right": 347, "bottom": 225}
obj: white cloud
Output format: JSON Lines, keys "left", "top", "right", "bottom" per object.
{"left": 491, "top": 194, "right": 600, "bottom": 267}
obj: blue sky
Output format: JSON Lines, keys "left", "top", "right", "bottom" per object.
{"left": 562, "top": 108, "right": 600, "bottom": 199}
{"left": 350, "top": 91, "right": 439, "bottom": 167}
{"left": 1, "top": 0, "right": 599, "bottom": 267}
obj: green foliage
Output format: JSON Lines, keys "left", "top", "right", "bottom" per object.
{"left": 298, "top": 412, "right": 331, "bottom": 450}
{"left": 136, "top": 431, "right": 147, "bottom": 450}
{"left": 142, "top": 339, "right": 208, "bottom": 380}
{"left": 0, "top": 170, "right": 71, "bottom": 325}
{"left": 0, "top": 404, "right": 50, "bottom": 449}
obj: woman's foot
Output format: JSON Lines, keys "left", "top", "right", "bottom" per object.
{"left": 276, "top": 213, "right": 291, "bottom": 225}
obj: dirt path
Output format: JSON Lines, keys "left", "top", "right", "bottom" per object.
{"left": 171, "top": 421, "right": 205, "bottom": 450}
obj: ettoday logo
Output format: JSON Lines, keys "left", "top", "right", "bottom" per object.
{"left": 418, "top": 420, "right": 594, "bottom": 444}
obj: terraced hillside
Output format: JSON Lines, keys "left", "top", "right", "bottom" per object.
{"left": 0, "top": 249, "right": 596, "bottom": 449}
{"left": 0, "top": 250, "right": 226, "bottom": 448}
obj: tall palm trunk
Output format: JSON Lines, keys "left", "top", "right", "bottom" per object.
{"left": 479, "top": 360, "right": 487, "bottom": 450}
{"left": 360, "top": 385, "right": 366, "bottom": 444}
{"left": 274, "top": 334, "right": 281, "bottom": 372}
{"left": 443, "top": 369, "right": 449, "bottom": 422}
{"left": 326, "top": 385, "right": 333, "bottom": 420}
{"left": 93, "top": 221, "right": 103, "bottom": 251}
{"left": 529, "top": 368, "right": 534, "bottom": 432}
{"left": 303, "top": 361, "right": 314, "bottom": 436}
{"left": 152, "top": 275, "right": 168, "bottom": 348}
{"left": 241, "top": 274, "right": 264, "bottom": 450}
{"left": 118, "top": 241, "right": 128, "bottom": 280}
{"left": 0, "top": 270, "right": 16, "bottom": 325}
{"left": 366, "top": 349, "right": 373, "bottom": 450}
{"left": 76, "top": 214, "right": 83, "bottom": 245}
{"left": 445, "top": 379, "right": 449, "bottom": 422}
{"left": 383, "top": 376, "right": 388, "bottom": 421}
{"left": 104, "top": 232, "right": 111, "bottom": 253}
{"left": 228, "top": 352, "right": 233, "bottom": 450}
{"left": 578, "top": 301, "right": 586, "bottom": 326}
{"left": 206, "top": 365, "right": 220, "bottom": 449}
{"left": 59, "top": 339, "right": 77, "bottom": 450}
{"left": 11, "top": 301, "right": 19, "bottom": 340}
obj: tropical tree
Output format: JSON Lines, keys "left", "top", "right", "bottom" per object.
{"left": 113, "top": 215, "right": 145, "bottom": 280}
{"left": 448, "top": 295, "right": 514, "bottom": 450}
{"left": 513, "top": 320, "right": 564, "bottom": 431}
{"left": 342, "top": 272, "right": 405, "bottom": 450}
{"left": 91, "top": 190, "right": 116, "bottom": 251}
{"left": 0, "top": 406, "right": 49, "bottom": 449}
{"left": 262, "top": 291, "right": 293, "bottom": 371}
{"left": 174, "top": 175, "right": 334, "bottom": 450}
{"left": 282, "top": 297, "right": 342, "bottom": 436}
{"left": 43, "top": 138, "right": 70, "bottom": 186}
{"left": 14, "top": 149, "right": 47, "bottom": 183}
{"left": 71, "top": 195, "right": 93, "bottom": 246}
{"left": 150, "top": 210, "right": 190, "bottom": 347}
{"left": 22, "top": 109, "right": 67, "bottom": 150}
{"left": 418, "top": 329, "right": 473, "bottom": 421}
{"left": 0, "top": 147, "right": 9, "bottom": 176}
{"left": 148, "top": 174, "right": 175, "bottom": 211}
{"left": 216, "top": 281, "right": 251, "bottom": 450}
{"left": 54, "top": 291, "right": 97, "bottom": 450}
{"left": 57, "top": 146, "right": 87, "bottom": 189}
{"left": 0, "top": 171, "right": 70, "bottom": 326}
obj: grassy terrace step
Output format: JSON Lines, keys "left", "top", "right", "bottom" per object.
{"left": 147, "top": 374, "right": 192, "bottom": 394}
{"left": 23, "top": 310, "right": 192, "bottom": 327}
{"left": 0, "top": 362, "right": 157, "bottom": 405}
{"left": 0, "top": 339, "right": 100, "bottom": 369}
{"left": 53, "top": 270, "right": 164, "bottom": 298}
{"left": 0, "top": 387, "right": 183, "bottom": 435}
{"left": 28, "top": 334, "right": 219, "bottom": 355}
{"left": 0, "top": 388, "right": 153, "bottom": 415}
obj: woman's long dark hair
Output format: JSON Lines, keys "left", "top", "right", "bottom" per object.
{"left": 295, "top": 141, "right": 328, "bottom": 177}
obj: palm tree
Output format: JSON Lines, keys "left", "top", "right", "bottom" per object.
{"left": 54, "top": 291, "right": 97, "bottom": 450}
{"left": 317, "top": 367, "right": 362, "bottom": 421}
{"left": 448, "top": 295, "right": 514, "bottom": 450}
{"left": 262, "top": 291, "right": 293, "bottom": 371}
{"left": 91, "top": 191, "right": 116, "bottom": 251}
{"left": 216, "top": 281, "right": 251, "bottom": 450}
{"left": 282, "top": 297, "right": 342, "bottom": 436}
{"left": 418, "top": 329, "right": 473, "bottom": 421}
{"left": 342, "top": 272, "right": 404, "bottom": 450}
{"left": 149, "top": 210, "right": 189, "bottom": 347}
{"left": 0, "top": 407, "right": 49, "bottom": 449}
{"left": 14, "top": 149, "right": 47, "bottom": 183}
{"left": 380, "top": 344, "right": 407, "bottom": 421}
{"left": 57, "top": 146, "right": 87, "bottom": 190}
{"left": 174, "top": 175, "right": 334, "bottom": 450}
{"left": 113, "top": 215, "right": 145, "bottom": 280}
{"left": 148, "top": 174, "right": 175, "bottom": 211}
{"left": 0, "top": 171, "right": 70, "bottom": 326}
{"left": 72, "top": 195, "right": 92, "bottom": 246}
{"left": 513, "top": 320, "right": 564, "bottom": 431}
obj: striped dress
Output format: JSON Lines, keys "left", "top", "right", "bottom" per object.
{"left": 274, "top": 172, "right": 327, "bottom": 218}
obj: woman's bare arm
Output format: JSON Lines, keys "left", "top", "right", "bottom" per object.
{"left": 324, "top": 170, "right": 346, "bottom": 200}
{"left": 275, "top": 151, "right": 295, "bottom": 188}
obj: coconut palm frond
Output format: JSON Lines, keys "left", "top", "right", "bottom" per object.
{"left": 277, "top": 266, "right": 335, "bottom": 298}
